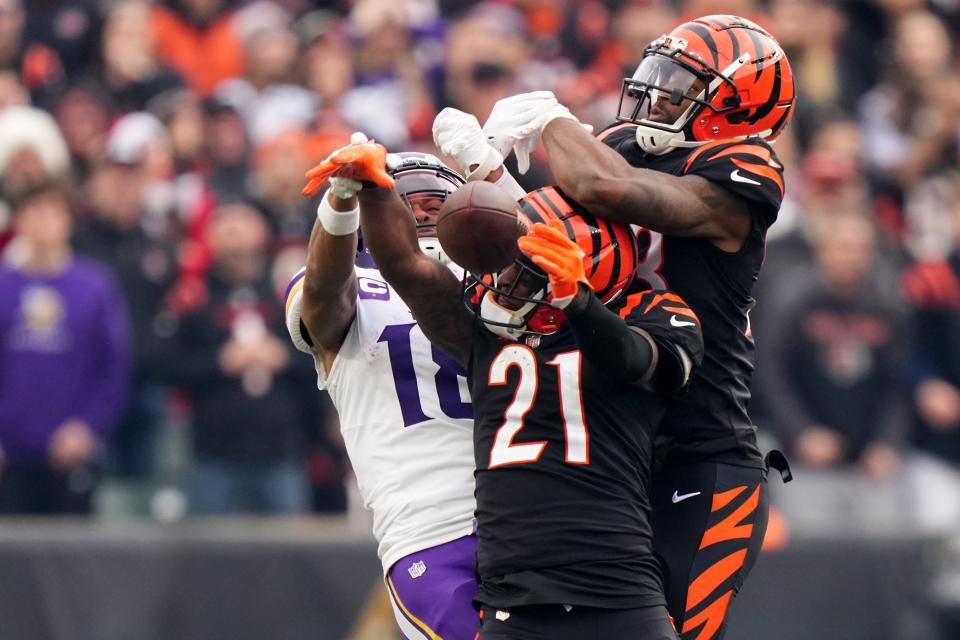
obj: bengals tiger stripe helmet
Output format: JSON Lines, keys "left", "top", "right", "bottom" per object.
{"left": 616, "top": 15, "right": 795, "bottom": 155}
{"left": 472, "top": 186, "right": 638, "bottom": 339}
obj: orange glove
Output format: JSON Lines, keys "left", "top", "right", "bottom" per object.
{"left": 302, "top": 134, "right": 396, "bottom": 197}
{"left": 517, "top": 219, "right": 589, "bottom": 308}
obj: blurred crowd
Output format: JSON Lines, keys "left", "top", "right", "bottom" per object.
{"left": 0, "top": 0, "right": 958, "bottom": 530}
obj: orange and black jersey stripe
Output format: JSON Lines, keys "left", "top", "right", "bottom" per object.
{"left": 469, "top": 288, "right": 703, "bottom": 611}
{"left": 597, "top": 125, "right": 784, "bottom": 466}
{"left": 598, "top": 125, "right": 784, "bottom": 228}
{"left": 519, "top": 186, "right": 638, "bottom": 303}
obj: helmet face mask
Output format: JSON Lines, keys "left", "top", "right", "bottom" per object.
{"left": 464, "top": 188, "right": 638, "bottom": 341}
{"left": 389, "top": 152, "right": 466, "bottom": 264}
{"left": 617, "top": 16, "right": 795, "bottom": 155}
{"left": 467, "top": 258, "right": 564, "bottom": 340}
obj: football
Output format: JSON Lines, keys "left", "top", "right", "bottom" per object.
{"left": 436, "top": 181, "right": 526, "bottom": 274}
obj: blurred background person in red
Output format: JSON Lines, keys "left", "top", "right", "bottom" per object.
{"left": 902, "top": 177, "right": 960, "bottom": 533}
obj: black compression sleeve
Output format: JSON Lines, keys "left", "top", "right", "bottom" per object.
{"left": 565, "top": 285, "right": 655, "bottom": 383}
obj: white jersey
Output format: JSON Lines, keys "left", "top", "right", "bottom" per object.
{"left": 285, "top": 264, "right": 475, "bottom": 572}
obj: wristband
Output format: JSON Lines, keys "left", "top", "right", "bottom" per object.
{"left": 317, "top": 192, "right": 360, "bottom": 236}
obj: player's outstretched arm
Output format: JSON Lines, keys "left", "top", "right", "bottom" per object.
{"left": 541, "top": 119, "right": 752, "bottom": 252}
{"left": 299, "top": 188, "right": 360, "bottom": 363}
{"left": 519, "top": 221, "right": 703, "bottom": 391}
{"left": 358, "top": 187, "right": 473, "bottom": 366}
{"left": 432, "top": 107, "right": 527, "bottom": 200}
{"left": 566, "top": 287, "right": 702, "bottom": 393}
{"left": 296, "top": 132, "right": 393, "bottom": 363}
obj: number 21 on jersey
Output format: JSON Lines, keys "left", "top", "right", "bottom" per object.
{"left": 488, "top": 345, "right": 589, "bottom": 468}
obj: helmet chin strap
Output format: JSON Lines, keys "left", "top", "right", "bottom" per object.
{"left": 634, "top": 127, "right": 688, "bottom": 155}
{"left": 418, "top": 236, "right": 450, "bottom": 265}
{"left": 479, "top": 290, "right": 542, "bottom": 340}
{"left": 634, "top": 96, "right": 701, "bottom": 155}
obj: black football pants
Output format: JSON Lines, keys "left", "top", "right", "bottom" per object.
{"left": 652, "top": 461, "right": 769, "bottom": 640}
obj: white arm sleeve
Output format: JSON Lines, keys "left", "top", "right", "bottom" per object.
{"left": 284, "top": 266, "right": 315, "bottom": 354}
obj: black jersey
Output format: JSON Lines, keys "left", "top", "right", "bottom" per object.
{"left": 600, "top": 123, "right": 785, "bottom": 467}
{"left": 468, "top": 290, "right": 704, "bottom": 610}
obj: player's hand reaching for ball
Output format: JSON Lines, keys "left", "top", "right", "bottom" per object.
{"left": 433, "top": 108, "right": 504, "bottom": 181}
{"left": 483, "top": 91, "right": 591, "bottom": 174}
{"left": 518, "top": 220, "right": 589, "bottom": 310}
{"left": 302, "top": 132, "right": 395, "bottom": 197}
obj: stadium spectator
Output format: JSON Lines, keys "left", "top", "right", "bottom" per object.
{"left": 442, "top": 5, "right": 556, "bottom": 190}
{"left": 149, "top": 87, "right": 206, "bottom": 177}
{"left": 755, "top": 114, "right": 873, "bottom": 300}
{"left": 171, "top": 203, "right": 319, "bottom": 514}
{"left": 248, "top": 130, "right": 316, "bottom": 244}
{"left": 0, "top": 0, "right": 25, "bottom": 70}
{"left": 767, "top": 0, "right": 846, "bottom": 148}
{"left": 0, "top": 68, "right": 29, "bottom": 110}
{"left": 0, "top": 179, "right": 131, "bottom": 514}
{"left": 859, "top": 10, "right": 960, "bottom": 232}
{"left": 554, "top": 1, "right": 676, "bottom": 129}
{"left": 72, "top": 156, "right": 180, "bottom": 489}
{"left": 443, "top": 4, "right": 528, "bottom": 124}
{"left": 0, "top": 106, "right": 71, "bottom": 254}
{"left": 98, "top": 0, "right": 184, "bottom": 116}
{"left": 757, "top": 210, "right": 910, "bottom": 530}
{"left": 902, "top": 181, "right": 960, "bottom": 532}
{"left": 214, "top": 9, "right": 316, "bottom": 145}
{"left": 296, "top": 16, "right": 370, "bottom": 175}
{"left": 319, "top": 0, "right": 438, "bottom": 149}
{"left": 20, "top": 0, "right": 100, "bottom": 80}
{"left": 0, "top": 106, "right": 70, "bottom": 192}
{"left": 202, "top": 96, "right": 252, "bottom": 202}
{"left": 100, "top": 111, "right": 184, "bottom": 236}
{"left": 299, "top": 12, "right": 354, "bottom": 110}
{"left": 51, "top": 84, "right": 111, "bottom": 182}
{"left": 0, "top": 0, "right": 67, "bottom": 102}
{"left": 151, "top": 0, "right": 245, "bottom": 97}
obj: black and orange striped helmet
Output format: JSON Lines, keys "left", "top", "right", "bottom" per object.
{"left": 471, "top": 186, "right": 638, "bottom": 339}
{"left": 616, "top": 15, "right": 795, "bottom": 155}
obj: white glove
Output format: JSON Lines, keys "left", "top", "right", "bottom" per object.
{"left": 432, "top": 108, "right": 503, "bottom": 181}
{"left": 482, "top": 92, "right": 588, "bottom": 174}
{"left": 482, "top": 91, "right": 557, "bottom": 174}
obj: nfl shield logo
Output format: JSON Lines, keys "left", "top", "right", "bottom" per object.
{"left": 407, "top": 561, "right": 427, "bottom": 579}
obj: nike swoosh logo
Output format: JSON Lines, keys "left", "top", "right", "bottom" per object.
{"left": 672, "top": 490, "right": 701, "bottom": 503}
{"left": 730, "top": 169, "right": 762, "bottom": 186}
{"left": 670, "top": 315, "right": 696, "bottom": 327}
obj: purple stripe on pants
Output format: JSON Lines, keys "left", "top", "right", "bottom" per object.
{"left": 387, "top": 535, "right": 480, "bottom": 639}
